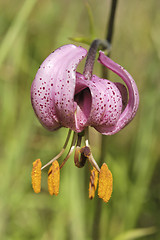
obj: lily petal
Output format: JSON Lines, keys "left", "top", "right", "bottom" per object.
{"left": 31, "top": 45, "right": 87, "bottom": 131}
{"left": 74, "top": 73, "right": 122, "bottom": 132}
{"left": 96, "top": 52, "right": 139, "bottom": 135}
{"left": 74, "top": 73, "right": 92, "bottom": 132}
{"left": 114, "top": 82, "right": 128, "bottom": 111}
{"left": 89, "top": 76, "right": 123, "bottom": 128}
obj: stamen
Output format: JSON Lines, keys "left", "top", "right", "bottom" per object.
{"left": 74, "top": 146, "right": 80, "bottom": 167}
{"left": 98, "top": 163, "right": 113, "bottom": 203}
{"left": 80, "top": 146, "right": 91, "bottom": 157}
{"left": 60, "top": 132, "right": 78, "bottom": 169}
{"left": 41, "top": 129, "right": 72, "bottom": 170}
{"left": 89, "top": 168, "right": 99, "bottom": 199}
{"left": 88, "top": 153, "right": 100, "bottom": 172}
{"left": 77, "top": 133, "right": 83, "bottom": 146}
{"left": 74, "top": 146, "right": 87, "bottom": 168}
{"left": 48, "top": 160, "right": 60, "bottom": 196}
{"left": 31, "top": 159, "right": 42, "bottom": 193}
{"left": 84, "top": 127, "right": 89, "bottom": 147}
{"left": 84, "top": 127, "right": 100, "bottom": 172}
{"left": 74, "top": 134, "right": 87, "bottom": 168}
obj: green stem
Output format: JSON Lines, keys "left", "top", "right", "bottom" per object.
{"left": 92, "top": 1, "right": 118, "bottom": 240}
{"left": 83, "top": 39, "right": 110, "bottom": 80}
{"left": 102, "top": 0, "right": 118, "bottom": 79}
{"left": 106, "top": 0, "right": 118, "bottom": 45}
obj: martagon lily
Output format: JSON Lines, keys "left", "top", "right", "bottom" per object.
{"left": 31, "top": 43, "right": 139, "bottom": 202}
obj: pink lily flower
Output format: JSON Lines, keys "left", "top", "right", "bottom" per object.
{"left": 31, "top": 44, "right": 139, "bottom": 135}
{"left": 31, "top": 44, "right": 139, "bottom": 202}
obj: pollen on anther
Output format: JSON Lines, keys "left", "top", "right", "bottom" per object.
{"left": 89, "top": 168, "right": 98, "bottom": 200}
{"left": 48, "top": 160, "right": 60, "bottom": 196}
{"left": 31, "top": 159, "right": 42, "bottom": 193}
{"left": 98, "top": 163, "right": 113, "bottom": 203}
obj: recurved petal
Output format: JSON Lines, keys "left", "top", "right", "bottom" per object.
{"left": 89, "top": 76, "right": 123, "bottom": 127}
{"left": 31, "top": 45, "right": 87, "bottom": 131}
{"left": 74, "top": 73, "right": 92, "bottom": 132}
{"left": 97, "top": 52, "right": 139, "bottom": 135}
{"left": 31, "top": 61, "right": 60, "bottom": 131}
{"left": 74, "top": 74, "right": 122, "bottom": 131}
{"left": 75, "top": 73, "right": 106, "bottom": 131}
{"left": 53, "top": 45, "right": 87, "bottom": 129}
{"left": 114, "top": 82, "right": 128, "bottom": 111}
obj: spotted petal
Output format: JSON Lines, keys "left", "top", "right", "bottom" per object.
{"left": 31, "top": 45, "right": 87, "bottom": 131}
{"left": 74, "top": 73, "right": 123, "bottom": 132}
{"left": 96, "top": 52, "right": 139, "bottom": 135}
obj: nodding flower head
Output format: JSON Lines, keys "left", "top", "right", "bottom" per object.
{"left": 31, "top": 44, "right": 139, "bottom": 202}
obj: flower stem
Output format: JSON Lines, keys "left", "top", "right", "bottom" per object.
{"left": 84, "top": 0, "right": 118, "bottom": 81}
{"left": 106, "top": 0, "right": 118, "bottom": 45}
{"left": 92, "top": 1, "right": 118, "bottom": 240}
{"left": 83, "top": 39, "right": 110, "bottom": 80}
{"left": 102, "top": 0, "right": 118, "bottom": 78}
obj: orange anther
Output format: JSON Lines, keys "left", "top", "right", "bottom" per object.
{"left": 98, "top": 163, "right": 113, "bottom": 203}
{"left": 32, "top": 159, "right": 42, "bottom": 193}
{"left": 48, "top": 160, "right": 60, "bottom": 196}
{"left": 89, "top": 168, "right": 98, "bottom": 199}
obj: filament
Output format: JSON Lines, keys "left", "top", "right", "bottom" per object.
{"left": 88, "top": 153, "right": 100, "bottom": 172}
{"left": 41, "top": 129, "right": 72, "bottom": 170}
{"left": 84, "top": 127, "right": 89, "bottom": 147}
{"left": 60, "top": 132, "right": 78, "bottom": 169}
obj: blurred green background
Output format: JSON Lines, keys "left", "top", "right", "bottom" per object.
{"left": 0, "top": 0, "right": 160, "bottom": 239}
